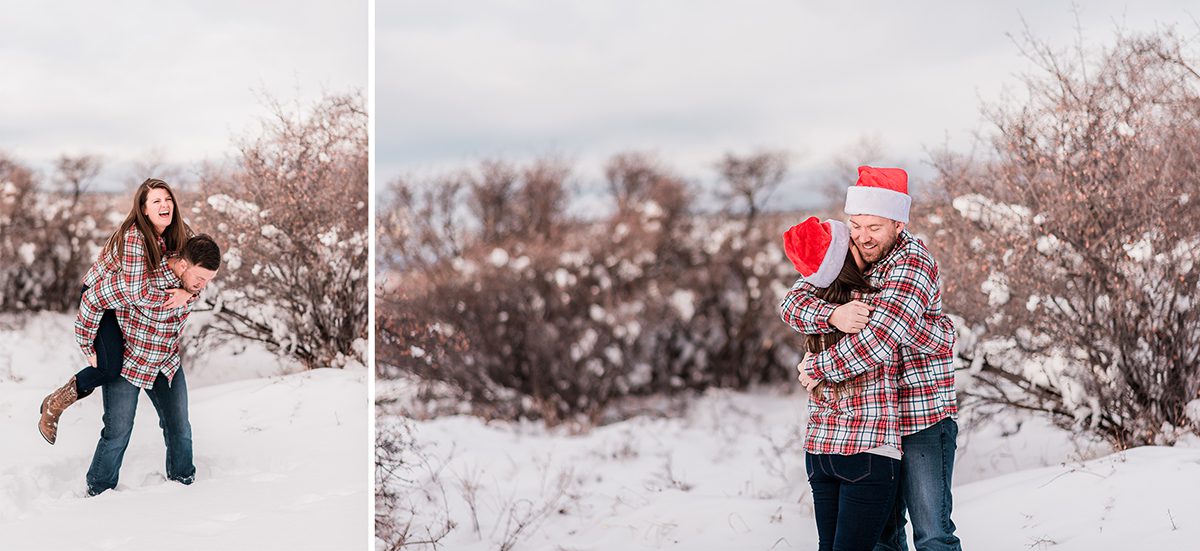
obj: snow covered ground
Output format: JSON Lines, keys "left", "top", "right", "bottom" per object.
{"left": 377, "top": 377, "right": 1198, "bottom": 550}
{"left": 0, "top": 313, "right": 369, "bottom": 551}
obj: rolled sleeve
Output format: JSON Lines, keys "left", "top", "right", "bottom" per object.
{"left": 779, "top": 278, "right": 838, "bottom": 335}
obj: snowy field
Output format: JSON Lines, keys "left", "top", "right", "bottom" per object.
{"left": 0, "top": 313, "right": 369, "bottom": 551}
{"left": 377, "top": 377, "right": 1200, "bottom": 550}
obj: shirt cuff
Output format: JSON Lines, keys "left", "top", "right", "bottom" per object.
{"left": 808, "top": 350, "right": 838, "bottom": 382}
{"left": 814, "top": 301, "right": 837, "bottom": 332}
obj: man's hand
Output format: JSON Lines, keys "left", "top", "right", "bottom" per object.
{"left": 163, "top": 288, "right": 192, "bottom": 309}
{"left": 86, "top": 355, "right": 97, "bottom": 368}
{"left": 829, "top": 300, "right": 873, "bottom": 334}
{"left": 797, "top": 353, "right": 820, "bottom": 392}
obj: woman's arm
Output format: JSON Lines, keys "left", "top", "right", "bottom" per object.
{"left": 101, "top": 228, "right": 171, "bottom": 309}
{"left": 779, "top": 278, "right": 840, "bottom": 335}
{"left": 805, "top": 251, "right": 944, "bottom": 384}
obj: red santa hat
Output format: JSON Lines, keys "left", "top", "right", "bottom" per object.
{"left": 783, "top": 216, "right": 850, "bottom": 288}
{"left": 843, "top": 165, "right": 910, "bottom": 223}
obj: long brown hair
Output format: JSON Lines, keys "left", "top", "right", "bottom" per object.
{"left": 99, "top": 178, "right": 190, "bottom": 271}
{"left": 805, "top": 250, "right": 880, "bottom": 400}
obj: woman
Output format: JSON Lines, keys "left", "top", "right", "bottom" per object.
{"left": 782, "top": 216, "right": 949, "bottom": 551}
{"left": 38, "top": 178, "right": 193, "bottom": 444}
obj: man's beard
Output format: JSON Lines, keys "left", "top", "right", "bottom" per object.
{"left": 857, "top": 233, "right": 899, "bottom": 265}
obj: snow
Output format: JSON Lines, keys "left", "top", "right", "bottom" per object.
{"left": 980, "top": 272, "right": 1010, "bottom": 307}
{"left": 489, "top": 247, "right": 510, "bottom": 267}
{"left": 0, "top": 313, "right": 368, "bottom": 551}
{"left": 379, "top": 377, "right": 1200, "bottom": 551}
{"left": 669, "top": 290, "right": 696, "bottom": 322}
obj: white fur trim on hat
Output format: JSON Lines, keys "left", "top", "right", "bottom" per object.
{"left": 803, "top": 220, "right": 850, "bottom": 288}
{"left": 844, "top": 186, "right": 911, "bottom": 223}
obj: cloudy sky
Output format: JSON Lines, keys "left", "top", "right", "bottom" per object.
{"left": 379, "top": 0, "right": 1197, "bottom": 209}
{"left": 0, "top": 0, "right": 366, "bottom": 190}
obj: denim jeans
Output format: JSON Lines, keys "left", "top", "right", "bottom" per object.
{"left": 875, "top": 417, "right": 962, "bottom": 551}
{"left": 86, "top": 369, "right": 195, "bottom": 495}
{"left": 807, "top": 452, "right": 900, "bottom": 551}
{"left": 73, "top": 286, "right": 124, "bottom": 398}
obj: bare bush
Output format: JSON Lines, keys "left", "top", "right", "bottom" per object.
{"left": 193, "top": 92, "right": 368, "bottom": 369}
{"left": 0, "top": 154, "right": 116, "bottom": 312}
{"left": 927, "top": 28, "right": 1200, "bottom": 446}
{"left": 377, "top": 151, "right": 802, "bottom": 423}
{"left": 375, "top": 420, "right": 453, "bottom": 550}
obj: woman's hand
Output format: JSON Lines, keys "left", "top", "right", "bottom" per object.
{"left": 163, "top": 288, "right": 192, "bottom": 309}
{"left": 86, "top": 355, "right": 97, "bottom": 368}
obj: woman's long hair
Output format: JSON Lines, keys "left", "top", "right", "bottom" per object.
{"left": 99, "top": 178, "right": 190, "bottom": 271}
{"left": 805, "top": 250, "right": 879, "bottom": 400}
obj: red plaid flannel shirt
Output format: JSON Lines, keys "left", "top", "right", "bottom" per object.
{"left": 780, "top": 231, "right": 958, "bottom": 454}
{"left": 75, "top": 228, "right": 196, "bottom": 389}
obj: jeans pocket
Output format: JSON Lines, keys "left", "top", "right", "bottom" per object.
{"left": 829, "top": 453, "right": 873, "bottom": 483}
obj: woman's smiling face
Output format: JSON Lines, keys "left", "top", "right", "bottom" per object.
{"left": 142, "top": 187, "right": 174, "bottom": 233}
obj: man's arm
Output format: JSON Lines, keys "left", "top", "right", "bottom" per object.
{"left": 779, "top": 278, "right": 839, "bottom": 334}
{"left": 804, "top": 253, "right": 954, "bottom": 383}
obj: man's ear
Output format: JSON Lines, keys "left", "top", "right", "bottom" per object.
{"left": 896, "top": 221, "right": 907, "bottom": 234}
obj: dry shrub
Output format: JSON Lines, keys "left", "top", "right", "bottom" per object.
{"left": 192, "top": 92, "right": 369, "bottom": 368}
{"left": 377, "top": 151, "right": 802, "bottom": 423}
{"left": 0, "top": 154, "right": 116, "bottom": 312}
{"left": 926, "top": 28, "right": 1200, "bottom": 446}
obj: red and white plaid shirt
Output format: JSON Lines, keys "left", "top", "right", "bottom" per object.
{"left": 75, "top": 227, "right": 196, "bottom": 389}
{"left": 780, "top": 231, "right": 957, "bottom": 454}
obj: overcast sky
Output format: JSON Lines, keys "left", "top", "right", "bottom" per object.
{"left": 379, "top": 0, "right": 1198, "bottom": 210}
{"left": 0, "top": 0, "right": 366, "bottom": 190}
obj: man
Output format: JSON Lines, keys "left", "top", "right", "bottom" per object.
{"left": 81, "top": 234, "right": 221, "bottom": 496}
{"left": 779, "top": 166, "right": 961, "bottom": 551}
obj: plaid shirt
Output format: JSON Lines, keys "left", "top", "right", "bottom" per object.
{"left": 780, "top": 231, "right": 957, "bottom": 454}
{"left": 75, "top": 228, "right": 196, "bottom": 389}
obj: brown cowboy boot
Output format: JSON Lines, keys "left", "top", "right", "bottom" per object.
{"left": 38, "top": 376, "right": 80, "bottom": 445}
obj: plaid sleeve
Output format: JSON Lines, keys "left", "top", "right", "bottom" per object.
{"left": 98, "top": 229, "right": 170, "bottom": 309}
{"left": 778, "top": 277, "right": 838, "bottom": 334}
{"left": 806, "top": 252, "right": 948, "bottom": 383}
{"left": 126, "top": 288, "right": 195, "bottom": 323}
{"left": 909, "top": 314, "right": 955, "bottom": 357}
{"left": 74, "top": 288, "right": 104, "bottom": 357}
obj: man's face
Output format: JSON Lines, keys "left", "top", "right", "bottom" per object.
{"left": 179, "top": 261, "right": 218, "bottom": 294}
{"left": 848, "top": 214, "right": 904, "bottom": 264}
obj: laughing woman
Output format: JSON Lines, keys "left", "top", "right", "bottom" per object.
{"left": 38, "top": 178, "right": 193, "bottom": 444}
{"left": 781, "top": 217, "right": 953, "bottom": 551}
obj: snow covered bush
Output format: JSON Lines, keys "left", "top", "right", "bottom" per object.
{"left": 191, "top": 92, "right": 368, "bottom": 369}
{"left": 377, "top": 152, "right": 802, "bottom": 423}
{"left": 0, "top": 155, "right": 117, "bottom": 312}
{"left": 925, "top": 29, "right": 1200, "bottom": 447}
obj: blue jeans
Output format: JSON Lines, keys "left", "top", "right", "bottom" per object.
{"left": 807, "top": 452, "right": 900, "bottom": 551}
{"left": 875, "top": 417, "right": 962, "bottom": 551}
{"left": 86, "top": 369, "right": 195, "bottom": 495}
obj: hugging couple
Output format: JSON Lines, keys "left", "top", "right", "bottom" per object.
{"left": 37, "top": 178, "right": 223, "bottom": 497}
{"left": 779, "top": 166, "right": 962, "bottom": 551}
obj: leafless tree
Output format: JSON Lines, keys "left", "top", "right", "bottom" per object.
{"left": 714, "top": 149, "right": 789, "bottom": 229}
